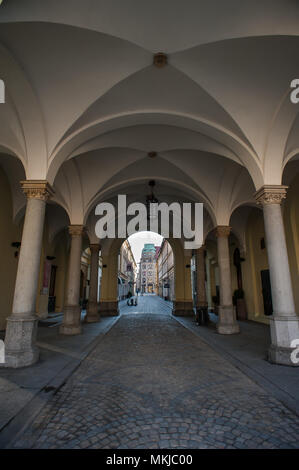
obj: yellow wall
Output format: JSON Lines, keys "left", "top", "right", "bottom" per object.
{"left": 241, "top": 176, "right": 299, "bottom": 324}
{"left": 242, "top": 209, "right": 270, "bottom": 324}
{"left": 53, "top": 232, "right": 68, "bottom": 312}
{"left": 284, "top": 174, "right": 299, "bottom": 314}
{"left": 36, "top": 226, "right": 69, "bottom": 315}
{"left": 206, "top": 238, "right": 242, "bottom": 310}
{"left": 36, "top": 222, "right": 52, "bottom": 317}
{"left": 0, "top": 167, "right": 23, "bottom": 330}
{"left": 1, "top": 162, "right": 297, "bottom": 328}
{"left": 0, "top": 166, "right": 70, "bottom": 328}
{"left": 229, "top": 239, "right": 239, "bottom": 296}
{"left": 205, "top": 241, "right": 217, "bottom": 307}
{"left": 101, "top": 237, "right": 193, "bottom": 305}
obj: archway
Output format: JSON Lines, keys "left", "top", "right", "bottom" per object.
{"left": 98, "top": 230, "right": 194, "bottom": 318}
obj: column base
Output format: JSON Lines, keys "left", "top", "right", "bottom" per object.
{"left": 85, "top": 314, "right": 100, "bottom": 323}
{"left": 172, "top": 301, "right": 194, "bottom": 317}
{"left": 37, "top": 293, "right": 49, "bottom": 320}
{"left": 217, "top": 305, "right": 240, "bottom": 335}
{"left": 85, "top": 302, "right": 100, "bottom": 323}
{"left": 60, "top": 305, "right": 82, "bottom": 336}
{"left": 98, "top": 301, "right": 119, "bottom": 317}
{"left": 2, "top": 315, "right": 39, "bottom": 368}
{"left": 268, "top": 316, "right": 299, "bottom": 366}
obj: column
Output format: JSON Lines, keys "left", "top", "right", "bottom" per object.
{"left": 4, "top": 181, "right": 53, "bottom": 368}
{"left": 98, "top": 255, "right": 120, "bottom": 316}
{"left": 172, "top": 254, "right": 194, "bottom": 317}
{"left": 85, "top": 244, "right": 100, "bottom": 323}
{"left": 205, "top": 254, "right": 213, "bottom": 310}
{"left": 255, "top": 185, "right": 299, "bottom": 366}
{"left": 60, "top": 225, "right": 84, "bottom": 335}
{"left": 216, "top": 226, "right": 240, "bottom": 334}
{"left": 195, "top": 246, "right": 209, "bottom": 324}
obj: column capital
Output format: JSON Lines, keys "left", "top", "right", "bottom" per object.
{"left": 21, "top": 180, "right": 54, "bottom": 201}
{"left": 215, "top": 226, "right": 231, "bottom": 238}
{"left": 196, "top": 245, "right": 206, "bottom": 258}
{"left": 196, "top": 244, "right": 206, "bottom": 252}
{"left": 255, "top": 185, "right": 288, "bottom": 206}
{"left": 90, "top": 243, "right": 101, "bottom": 253}
{"left": 68, "top": 225, "right": 84, "bottom": 237}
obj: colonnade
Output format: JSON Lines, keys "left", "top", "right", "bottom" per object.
{"left": 2, "top": 182, "right": 298, "bottom": 368}
{"left": 4, "top": 181, "right": 53, "bottom": 368}
{"left": 195, "top": 246, "right": 209, "bottom": 324}
{"left": 255, "top": 186, "right": 299, "bottom": 365}
{"left": 59, "top": 225, "right": 84, "bottom": 336}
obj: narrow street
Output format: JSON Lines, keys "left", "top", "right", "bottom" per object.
{"left": 119, "top": 294, "right": 173, "bottom": 315}
{"left": 10, "top": 296, "right": 299, "bottom": 449}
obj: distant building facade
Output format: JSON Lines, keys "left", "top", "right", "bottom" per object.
{"left": 157, "top": 239, "right": 175, "bottom": 301}
{"left": 80, "top": 248, "right": 103, "bottom": 309}
{"left": 118, "top": 240, "right": 137, "bottom": 299}
{"left": 139, "top": 244, "right": 159, "bottom": 294}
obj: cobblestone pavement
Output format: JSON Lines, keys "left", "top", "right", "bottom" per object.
{"left": 119, "top": 294, "right": 173, "bottom": 315}
{"left": 12, "top": 296, "right": 299, "bottom": 449}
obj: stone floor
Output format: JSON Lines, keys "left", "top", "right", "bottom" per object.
{"left": 11, "top": 295, "right": 299, "bottom": 449}
{"left": 0, "top": 315, "right": 118, "bottom": 444}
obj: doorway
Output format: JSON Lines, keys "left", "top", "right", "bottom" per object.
{"left": 48, "top": 265, "right": 57, "bottom": 313}
{"left": 261, "top": 269, "right": 273, "bottom": 316}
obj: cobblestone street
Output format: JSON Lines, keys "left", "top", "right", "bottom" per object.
{"left": 12, "top": 296, "right": 299, "bottom": 449}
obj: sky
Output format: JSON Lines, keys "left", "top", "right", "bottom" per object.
{"left": 127, "top": 231, "right": 163, "bottom": 265}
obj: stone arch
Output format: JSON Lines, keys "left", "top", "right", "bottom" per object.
{"left": 83, "top": 176, "right": 217, "bottom": 230}
{"left": 229, "top": 204, "right": 262, "bottom": 257}
{"left": 47, "top": 111, "right": 264, "bottom": 190}
{"left": 0, "top": 161, "right": 24, "bottom": 329}
{"left": 99, "top": 233, "right": 193, "bottom": 317}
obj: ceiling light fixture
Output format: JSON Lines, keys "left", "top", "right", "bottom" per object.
{"left": 146, "top": 180, "right": 159, "bottom": 221}
{"left": 153, "top": 52, "right": 167, "bottom": 68}
{"left": 148, "top": 152, "right": 157, "bottom": 159}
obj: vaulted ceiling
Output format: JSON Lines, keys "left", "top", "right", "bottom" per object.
{"left": 0, "top": 0, "right": 299, "bottom": 226}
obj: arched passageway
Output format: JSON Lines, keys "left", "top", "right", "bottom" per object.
{"left": 1, "top": 2, "right": 299, "bottom": 453}
{"left": 1, "top": 1, "right": 299, "bottom": 372}
{"left": 99, "top": 231, "right": 194, "bottom": 318}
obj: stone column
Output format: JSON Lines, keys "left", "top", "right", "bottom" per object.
{"left": 205, "top": 254, "right": 213, "bottom": 310}
{"left": 60, "top": 225, "right": 84, "bottom": 335}
{"left": 85, "top": 244, "right": 100, "bottom": 323}
{"left": 216, "top": 226, "right": 240, "bottom": 334}
{"left": 98, "top": 255, "right": 120, "bottom": 317}
{"left": 195, "top": 246, "right": 209, "bottom": 324}
{"left": 172, "top": 253, "right": 194, "bottom": 317}
{"left": 4, "top": 181, "right": 53, "bottom": 368}
{"left": 255, "top": 185, "right": 299, "bottom": 366}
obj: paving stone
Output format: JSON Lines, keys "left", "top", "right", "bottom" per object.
{"left": 11, "top": 297, "right": 299, "bottom": 449}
